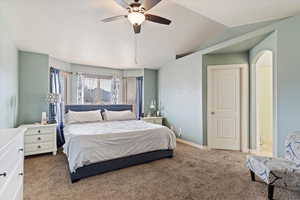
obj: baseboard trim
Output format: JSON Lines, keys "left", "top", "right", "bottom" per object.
{"left": 176, "top": 138, "right": 209, "bottom": 150}
{"left": 249, "top": 149, "right": 258, "bottom": 154}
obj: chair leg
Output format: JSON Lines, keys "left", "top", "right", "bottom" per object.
{"left": 268, "top": 184, "right": 275, "bottom": 200}
{"left": 250, "top": 170, "right": 255, "bottom": 182}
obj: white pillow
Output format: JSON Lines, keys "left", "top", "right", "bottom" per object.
{"left": 66, "top": 110, "right": 103, "bottom": 124}
{"left": 103, "top": 110, "right": 136, "bottom": 121}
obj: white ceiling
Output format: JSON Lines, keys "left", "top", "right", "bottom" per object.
{"left": 172, "top": 0, "right": 300, "bottom": 27}
{"left": 0, "top": 0, "right": 299, "bottom": 69}
{"left": 0, "top": 0, "right": 225, "bottom": 69}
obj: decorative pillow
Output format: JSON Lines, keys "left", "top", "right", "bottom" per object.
{"left": 102, "top": 110, "right": 136, "bottom": 121}
{"left": 65, "top": 110, "right": 103, "bottom": 124}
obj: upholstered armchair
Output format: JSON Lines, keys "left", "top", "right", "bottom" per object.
{"left": 246, "top": 131, "right": 300, "bottom": 200}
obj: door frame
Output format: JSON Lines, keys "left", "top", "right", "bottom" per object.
{"left": 207, "top": 64, "right": 249, "bottom": 152}
{"left": 251, "top": 50, "right": 277, "bottom": 156}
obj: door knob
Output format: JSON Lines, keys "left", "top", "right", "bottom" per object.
{"left": 0, "top": 172, "right": 7, "bottom": 177}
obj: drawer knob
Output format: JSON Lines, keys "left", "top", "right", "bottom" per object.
{"left": 0, "top": 172, "right": 7, "bottom": 177}
{"left": 37, "top": 137, "right": 41, "bottom": 141}
{"left": 19, "top": 148, "right": 24, "bottom": 152}
{"left": 19, "top": 172, "right": 23, "bottom": 176}
{"left": 38, "top": 130, "right": 41, "bottom": 133}
{"left": 37, "top": 145, "right": 41, "bottom": 149}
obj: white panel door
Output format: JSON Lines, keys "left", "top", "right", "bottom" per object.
{"left": 208, "top": 66, "right": 241, "bottom": 150}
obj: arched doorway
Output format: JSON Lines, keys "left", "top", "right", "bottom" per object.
{"left": 254, "top": 51, "right": 273, "bottom": 156}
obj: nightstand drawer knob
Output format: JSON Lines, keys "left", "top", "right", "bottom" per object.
{"left": 19, "top": 148, "right": 24, "bottom": 152}
{"left": 37, "top": 145, "right": 41, "bottom": 149}
{"left": 19, "top": 172, "right": 23, "bottom": 176}
{"left": 0, "top": 172, "right": 7, "bottom": 177}
{"left": 38, "top": 130, "right": 41, "bottom": 133}
{"left": 37, "top": 137, "right": 41, "bottom": 141}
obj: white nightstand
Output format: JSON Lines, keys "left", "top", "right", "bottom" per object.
{"left": 19, "top": 124, "right": 57, "bottom": 156}
{"left": 141, "top": 117, "right": 163, "bottom": 125}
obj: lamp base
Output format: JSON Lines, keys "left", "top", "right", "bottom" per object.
{"left": 47, "top": 120, "right": 57, "bottom": 124}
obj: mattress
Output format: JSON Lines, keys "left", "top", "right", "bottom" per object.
{"left": 63, "top": 120, "right": 176, "bottom": 172}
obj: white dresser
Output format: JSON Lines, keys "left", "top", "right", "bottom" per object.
{"left": 19, "top": 124, "right": 57, "bottom": 156}
{"left": 0, "top": 128, "right": 25, "bottom": 200}
{"left": 141, "top": 117, "right": 163, "bottom": 125}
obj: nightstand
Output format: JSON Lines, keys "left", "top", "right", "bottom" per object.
{"left": 141, "top": 117, "right": 163, "bottom": 125}
{"left": 19, "top": 124, "right": 57, "bottom": 156}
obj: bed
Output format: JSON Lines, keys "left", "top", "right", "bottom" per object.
{"left": 63, "top": 105, "right": 176, "bottom": 183}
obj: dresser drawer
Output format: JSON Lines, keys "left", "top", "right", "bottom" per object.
{"left": 143, "top": 119, "right": 155, "bottom": 123}
{"left": 142, "top": 118, "right": 163, "bottom": 125}
{"left": 25, "top": 127, "right": 55, "bottom": 135}
{"left": 0, "top": 135, "right": 23, "bottom": 190}
{"left": 0, "top": 159, "right": 23, "bottom": 199}
{"left": 154, "top": 119, "right": 163, "bottom": 124}
{"left": 25, "top": 133, "right": 53, "bottom": 144}
{"left": 13, "top": 182, "right": 23, "bottom": 200}
{"left": 25, "top": 142, "right": 53, "bottom": 153}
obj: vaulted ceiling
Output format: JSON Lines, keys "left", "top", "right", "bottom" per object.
{"left": 0, "top": 0, "right": 299, "bottom": 69}
{"left": 172, "top": 0, "right": 300, "bottom": 27}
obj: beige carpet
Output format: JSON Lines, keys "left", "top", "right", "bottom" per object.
{"left": 24, "top": 143, "right": 300, "bottom": 200}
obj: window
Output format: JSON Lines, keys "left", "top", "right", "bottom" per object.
{"left": 100, "top": 79, "right": 112, "bottom": 104}
{"left": 77, "top": 74, "right": 120, "bottom": 105}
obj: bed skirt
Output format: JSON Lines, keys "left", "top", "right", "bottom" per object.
{"left": 69, "top": 149, "right": 174, "bottom": 183}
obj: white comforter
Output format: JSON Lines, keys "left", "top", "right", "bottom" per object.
{"left": 63, "top": 120, "right": 176, "bottom": 172}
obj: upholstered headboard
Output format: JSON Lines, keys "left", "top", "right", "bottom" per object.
{"left": 65, "top": 104, "right": 133, "bottom": 113}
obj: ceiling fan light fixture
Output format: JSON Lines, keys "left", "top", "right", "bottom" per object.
{"left": 128, "top": 12, "right": 145, "bottom": 25}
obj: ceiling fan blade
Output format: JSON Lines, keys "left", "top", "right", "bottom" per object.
{"left": 102, "top": 15, "right": 127, "bottom": 23}
{"left": 142, "top": 0, "right": 162, "bottom": 11}
{"left": 114, "top": 0, "right": 130, "bottom": 9}
{"left": 133, "top": 24, "right": 141, "bottom": 34}
{"left": 145, "top": 14, "right": 171, "bottom": 25}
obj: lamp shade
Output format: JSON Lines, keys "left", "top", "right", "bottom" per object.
{"left": 46, "top": 93, "right": 61, "bottom": 104}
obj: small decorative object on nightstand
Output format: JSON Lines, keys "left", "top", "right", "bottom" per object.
{"left": 141, "top": 116, "right": 163, "bottom": 125}
{"left": 46, "top": 93, "right": 61, "bottom": 124}
{"left": 19, "top": 124, "right": 57, "bottom": 156}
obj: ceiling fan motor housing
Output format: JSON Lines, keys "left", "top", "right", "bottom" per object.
{"left": 102, "top": 0, "right": 171, "bottom": 34}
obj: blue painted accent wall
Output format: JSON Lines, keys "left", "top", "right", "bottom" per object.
{"left": 158, "top": 52, "right": 249, "bottom": 145}
{"left": 249, "top": 16, "right": 300, "bottom": 157}
{"left": 0, "top": 17, "right": 18, "bottom": 128}
{"left": 144, "top": 69, "right": 158, "bottom": 115}
{"left": 159, "top": 15, "right": 300, "bottom": 157}
{"left": 18, "top": 51, "right": 49, "bottom": 125}
{"left": 158, "top": 53, "right": 203, "bottom": 144}
{"left": 273, "top": 16, "right": 300, "bottom": 157}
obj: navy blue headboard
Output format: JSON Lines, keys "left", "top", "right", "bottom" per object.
{"left": 65, "top": 104, "right": 133, "bottom": 113}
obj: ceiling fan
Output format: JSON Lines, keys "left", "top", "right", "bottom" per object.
{"left": 102, "top": 0, "right": 172, "bottom": 34}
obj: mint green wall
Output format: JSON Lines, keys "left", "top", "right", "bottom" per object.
{"left": 0, "top": 17, "right": 18, "bottom": 128}
{"left": 159, "top": 15, "right": 300, "bottom": 156}
{"left": 275, "top": 17, "right": 300, "bottom": 157}
{"left": 159, "top": 53, "right": 203, "bottom": 144}
{"left": 18, "top": 51, "right": 49, "bottom": 125}
{"left": 249, "top": 16, "right": 300, "bottom": 157}
{"left": 158, "top": 52, "right": 248, "bottom": 145}
{"left": 202, "top": 53, "right": 249, "bottom": 145}
{"left": 144, "top": 69, "right": 158, "bottom": 115}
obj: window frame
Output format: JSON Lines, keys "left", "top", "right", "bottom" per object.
{"left": 77, "top": 74, "right": 115, "bottom": 105}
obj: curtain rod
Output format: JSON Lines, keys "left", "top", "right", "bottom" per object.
{"left": 51, "top": 66, "right": 121, "bottom": 77}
